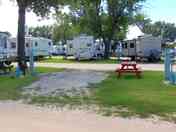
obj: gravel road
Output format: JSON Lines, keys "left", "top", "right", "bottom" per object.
{"left": 37, "top": 63, "right": 164, "bottom": 71}
{"left": 24, "top": 70, "right": 108, "bottom": 96}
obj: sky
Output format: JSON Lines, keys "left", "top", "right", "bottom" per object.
{"left": 0, "top": 0, "right": 176, "bottom": 37}
{"left": 143, "top": 0, "right": 176, "bottom": 23}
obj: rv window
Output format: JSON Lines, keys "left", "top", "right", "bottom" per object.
{"left": 48, "top": 42, "right": 51, "bottom": 46}
{"left": 3, "top": 37, "right": 7, "bottom": 48}
{"left": 122, "top": 43, "right": 128, "bottom": 49}
{"left": 87, "top": 43, "right": 91, "bottom": 47}
{"left": 11, "top": 42, "right": 16, "bottom": 48}
{"left": 130, "top": 43, "right": 135, "bottom": 48}
{"left": 26, "top": 43, "right": 29, "bottom": 47}
{"left": 35, "top": 42, "right": 38, "bottom": 47}
{"left": 69, "top": 44, "right": 73, "bottom": 48}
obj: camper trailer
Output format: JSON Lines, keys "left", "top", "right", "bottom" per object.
{"left": 120, "top": 25, "right": 162, "bottom": 61}
{"left": 122, "top": 35, "right": 162, "bottom": 61}
{"left": 10, "top": 36, "right": 53, "bottom": 58}
{"left": 0, "top": 32, "right": 11, "bottom": 62}
{"left": 66, "top": 35, "right": 104, "bottom": 60}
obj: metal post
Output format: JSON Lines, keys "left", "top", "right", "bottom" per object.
{"left": 164, "top": 48, "right": 170, "bottom": 81}
{"left": 29, "top": 41, "right": 36, "bottom": 76}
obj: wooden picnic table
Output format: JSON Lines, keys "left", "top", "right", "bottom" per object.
{"left": 116, "top": 61, "right": 142, "bottom": 78}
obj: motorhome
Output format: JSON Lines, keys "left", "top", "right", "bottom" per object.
{"left": 66, "top": 35, "right": 104, "bottom": 60}
{"left": 10, "top": 36, "right": 53, "bottom": 58}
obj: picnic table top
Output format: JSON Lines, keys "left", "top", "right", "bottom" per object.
{"left": 121, "top": 61, "right": 137, "bottom": 65}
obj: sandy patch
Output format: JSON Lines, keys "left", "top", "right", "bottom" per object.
{"left": 0, "top": 101, "right": 176, "bottom": 132}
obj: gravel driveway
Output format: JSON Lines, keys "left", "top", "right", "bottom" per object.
{"left": 24, "top": 70, "right": 108, "bottom": 96}
{"left": 37, "top": 63, "right": 164, "bottom": 71}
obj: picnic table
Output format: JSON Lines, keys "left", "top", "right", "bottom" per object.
{"left": 116, "top": 61, "right": 142, "bottom": 78}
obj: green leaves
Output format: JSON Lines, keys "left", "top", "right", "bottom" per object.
{"left": 15, "top": 0, "right": 65, "bottom": 17}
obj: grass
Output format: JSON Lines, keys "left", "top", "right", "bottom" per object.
{"left": 94, "top": 71, "right": 176, "bottom": 118}
{"left": 40, "top": 56, "right": 118, "bottom": 64}
{"left": 0, "top": 75, "right": 36, "bottom": 100}
{"left": 0, "top": 67, "right": 63, "bottom": 100}
{"left": 2, "top": 67, "right": 176, "bottom": 120}
{"left": 40, "top": 56, "right": 164, "bottom": 64}
{"left": 30, "top": 71, "right": 176, "bottom": 120}
{"left": 35, "top": 67, "right": 64, "bottom": 73}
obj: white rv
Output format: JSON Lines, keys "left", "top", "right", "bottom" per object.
{"left": 10, "top": 36, "right": 53, "bottom": 58}
{"left": 122, "top": 35, "right": 162, "bottom": 60}
{"left": 0, "top": 32, "right": 11, "bottom": 62}
{"left": 66, "top": 35, "right": 104, "bottom": 60}
{"left": 121, "top": 25, "right": 162, "bottom": 61}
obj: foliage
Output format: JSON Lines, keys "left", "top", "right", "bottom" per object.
{"left": 69, "top": 0, "right": 146, "bottom": 58}
{"left": 29, "top": 26, "right": 53, "bottom": 39}
{"left": 52, "top": 12, "right": 80, "bottom": 43}
{"left": 134, "top": 14, "right": 176, "bottom": 41}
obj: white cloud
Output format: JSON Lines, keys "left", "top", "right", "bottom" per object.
{"left": 0, "top": 0, "right": 55, "bottom": 37}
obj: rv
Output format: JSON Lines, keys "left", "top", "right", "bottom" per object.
{"left": 66, "top": 35, "right": 104, "bottom": 60}
{"left": 121, "top": 34, "right": 162, "bottom": 61}
{"left": 10, "top": 36, "right": 53, "bottom": 58}
{"left": 52, "top": 43, "right": 66, "bottom": 55}
{"left": 0, "top": 32, "right": 11, "bottom": 62}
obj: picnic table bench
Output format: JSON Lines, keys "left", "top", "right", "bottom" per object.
{"left": 115, "top": 61, "right": 142, "bottom": 78}
{"left": 0, "top": 62, "right": 13, "bottom": 74}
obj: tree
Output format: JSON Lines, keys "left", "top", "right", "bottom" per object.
{"left": 29, "top": 26, "right": 53, "bottom": 39}
{"left": 10, "top": 0, "right": 64, "bottom": 75}
{"left": 69, "top": 0, "right": 146, "bottom": 58}
{"left": 132, "top": 13, "right": 152, "bottom": 30}
{"left": 52, "top": 12, "right": 79, "bottom": 44}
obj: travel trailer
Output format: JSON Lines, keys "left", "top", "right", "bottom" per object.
{"left": 120, "top": 25, "right": 162, "bottom": 61}
{"left": 122, "top": 35, "right": 162, "bottom": 61}
{"left": 0, "top": 32, "right": 11, "bottom": 62}
{"left": 66, "top": 35, "right": 104, "bottom": 60}
{"left": 10, "top": 36, "right": 53, "bottom": 58}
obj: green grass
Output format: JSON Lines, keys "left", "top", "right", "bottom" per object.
{"left": 35, "top": 67, "right": 64, "bottom": 73}
{"left": 94, "top": 71, "right": 176, "bottom": 118}
{"left": 0, "top": 67, "right": 63, "bottom": 100}
{"left": 2, "top": 67, "right": 176, "bottom": 120}
{"left": 30, "top": 70, "right": 176, "bottom": 119}
{"left": 0, "top": 75, "right": 36, "bottom": 100}
{"left": 40, "top": 56, "right": 118, "bottom": 64}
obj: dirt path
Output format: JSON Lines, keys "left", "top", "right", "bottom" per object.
{"left": 0, "top": 101, "right": 176, "bottom": 132}
{"left": 37, "top": 63, "right": 164, "bottom": 71}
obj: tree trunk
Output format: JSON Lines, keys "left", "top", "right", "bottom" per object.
{"left": 104, "top": 39, "right": 111, "bottom": 59}
{"left": 17, "top": 5, "right": 27, "bottom": 75}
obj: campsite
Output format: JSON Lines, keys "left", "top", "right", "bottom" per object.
{"left": 1, "top": 0, "right": 176, "bottom": 132}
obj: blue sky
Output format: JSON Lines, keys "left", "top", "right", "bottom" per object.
{"left": 143, "top": 0, "right": 176, "bottom": 24}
